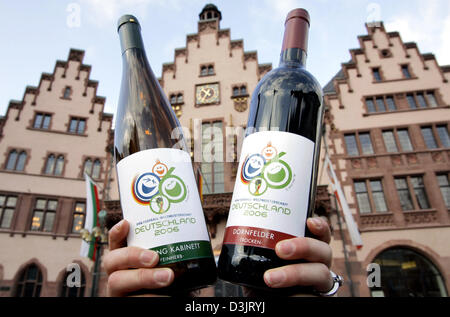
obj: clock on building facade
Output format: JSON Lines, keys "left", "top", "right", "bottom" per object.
{"left": 195, "top": 83, "right": 220, "bottom": 105}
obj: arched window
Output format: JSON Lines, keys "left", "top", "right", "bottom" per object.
{"left": 177, "top": 93, "right": 183, "bottom": 104}
{"left": 370, "top": 247, "right": 448, "bottom": 297}
{"left": 200, "top": 66, "right": 207, "bottom": 76}
{"left": 60, "top": 268, "right": 86, "bottom": 297}
{"left": 44, "top": 154, "right": 64, "bottom": 176}
{"left": 83, "top": 159, "right": 92, "bottom": 176}
{"left": 16, "top": 151, "right": 27, "bottom": 171}
{"left": 44, "top": 154, "right": 55, "bottom": 174}
{"left": 14, "top": 264, "right": 43, "bottom": 297}
{"left": 233, "top": 87, "right": 240, "bottom": 97}
{"left": 6, "top": 150, "right": 17, "bottom": 170}
{"left": 170, "top": 94, "right": 177, "bottom": 104}
{"left": 240, "top": 85, "right": 247, "bottom": 95}
{"left": 83, "top": 158, "right": 101, "bottom": 179}
{"left": 208, "top": 65, "right": 214, "bottom": 75}
{"left": 92, "top": 159, "right": 101, "bottom": 179}
{"left": 6, "top": 150, "right": 27, "bottom": 171}
{"left": 54, "top": 155, "right": 64, "bottom": 176}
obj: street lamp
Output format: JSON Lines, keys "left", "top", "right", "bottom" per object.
{"left": 79, "top": 209, "right": 108, "bottom": 297}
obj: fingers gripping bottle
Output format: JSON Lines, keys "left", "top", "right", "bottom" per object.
{"left": 218, "top": 9, "right": 324, "bottom": 294}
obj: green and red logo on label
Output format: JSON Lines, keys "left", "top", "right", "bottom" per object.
{"left": 240, "top": 142, "right": 292, "bottom": 196}
{"left": 117, "top": 149, "right": 213, "bottom": 266}
{"left": 131, "top": 160, "right": 187, "bottom": 214}
{"left": 224, "top": 132, "right": 315, "bottom": 251}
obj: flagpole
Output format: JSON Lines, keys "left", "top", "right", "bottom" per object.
{"left": 81, "top": 173, "right": 108, "bottom": 297}
{"left": 321, "top": 124, "right": 356, "bottom": 297}
{"left": 90, "top": 242, "right": 102, "bottom": 297}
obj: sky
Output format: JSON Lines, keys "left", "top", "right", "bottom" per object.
{"left": 0, "top": 0, "right": 449, "bottom": 118}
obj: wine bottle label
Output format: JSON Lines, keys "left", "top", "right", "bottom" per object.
{"left": 223, "top": 131, "right": 315, "bottom": 249}
{"left": 116, "top": 148, "right": 213, "bottom": 265}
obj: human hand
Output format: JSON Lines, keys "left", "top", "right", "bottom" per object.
{"left": 102, "top": 219, "right": 174, "bottom": 296}
{"left": 263, "top": 217, "right": 334, "bottom": 294}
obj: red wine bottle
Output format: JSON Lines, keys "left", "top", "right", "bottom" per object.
{"left": 114, "top": 15, "right": 216, "bottom": 295}
{"left": 218, "top": 8, "right": 324, "bottom": 294}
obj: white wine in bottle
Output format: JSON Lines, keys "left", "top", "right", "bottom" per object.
{"left": 114, "top": 15, "right": 217, "bottom": 295}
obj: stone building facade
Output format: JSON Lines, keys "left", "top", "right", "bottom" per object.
{"left": 0, "top": 49, "right": 113, "bottom": 296}
{"left": 1, "top": 4, "right": 448, "bottom": 297}
{"left": 321, "top": 22, "right": 450, "bottom": 297}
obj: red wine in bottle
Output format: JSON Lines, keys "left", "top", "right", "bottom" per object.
{"left": 218, "top": 8, "right": 324, "bottom": 294}
{"left": 114, "top": 15, "right": 216, "bottom": 295}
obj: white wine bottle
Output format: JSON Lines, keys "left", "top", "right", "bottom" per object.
{"left": 218, "top": 8, "right": 324, "bottom": 294}
{"left": 114, "top": 15, "right": 216, "bottom": 294}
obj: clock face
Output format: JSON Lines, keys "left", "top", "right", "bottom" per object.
{"left": 196, "top": 83, "right": 219, "bottom": 105}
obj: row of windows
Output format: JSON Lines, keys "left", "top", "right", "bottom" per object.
{"left": 371, "top": 64, "right": 413, "bottom": 82}
{"left": 33, "top": 112, "right": 86, "bottom": 135}
{"left": 14, "top": 263, "right": 86, "bottom": 297}
{"left": 354, "top": 173, "right": 450, "bottom": 214}
{"left": 5, "top": 150, "right": 102, "bottom": 179}
{"left": 168, "top": 84, "right": 248, "bottom": 105}
{"left": 0, "top": 194, "right": 87, "bottom": 233}
{"left": 365, "top": 90, "right": 439, "bottom": 113}
{"left": 344, "top": 124, "right": 450, "bottom": 156}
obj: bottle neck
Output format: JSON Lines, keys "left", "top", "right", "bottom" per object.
{"left": 279, "top": 9, "right": 309, "bottom": 68}
{"left": 279, "top": 47, "right": 307, "bottom": 68}
{"left": 118, "top": 21, "right": 145, "bottom": 55}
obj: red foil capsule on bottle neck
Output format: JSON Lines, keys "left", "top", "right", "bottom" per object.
{"left": 281, "top": 8, "right": 310, "bottom": 53}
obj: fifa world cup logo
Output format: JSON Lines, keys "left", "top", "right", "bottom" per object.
{"left": 240, "top": 142, "right": 292, "bottom": 196}
{"left": 132, "top": 160, "right": 187, "bottom": 214}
